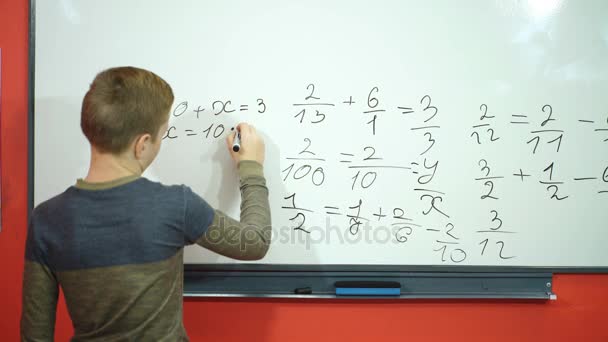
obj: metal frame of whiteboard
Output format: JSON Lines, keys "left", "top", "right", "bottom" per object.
{"left": 183, "top": 265, "right": 561, "bottom": 299}
{"left": 184, "top": 266, "right": 554, "bottom": 299}
{"left": 27, "top": 0, "right": 606, "bottom": 299}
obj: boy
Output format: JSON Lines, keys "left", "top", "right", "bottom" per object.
{"left": 21, "top": 67, "right": 271, "bottom": 341}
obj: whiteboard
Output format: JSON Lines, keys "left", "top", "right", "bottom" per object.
{"left": 34, "top": 0, "right": 608, "bottom": 268}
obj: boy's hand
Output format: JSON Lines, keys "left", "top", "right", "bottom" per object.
{"left": 226, "top": 123, "right": 265, "bottom": 165}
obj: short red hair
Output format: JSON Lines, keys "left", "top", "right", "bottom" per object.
{"left": 81, "top": 66, "right": 174, "bottom": 153}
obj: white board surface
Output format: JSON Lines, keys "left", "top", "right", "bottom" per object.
{"left": 35, "top": 0, "right": 608, "bottom": 267}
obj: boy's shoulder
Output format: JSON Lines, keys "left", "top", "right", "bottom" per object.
{"left": 32, "top": 178, "right": 190, "bottom": 220}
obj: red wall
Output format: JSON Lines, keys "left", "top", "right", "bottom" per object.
{"left": 1, "top": 1, "right": 607, "bottom": 341}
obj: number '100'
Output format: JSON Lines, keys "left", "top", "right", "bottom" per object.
{"left": 282, "top": 163, "right": 325, "bottom": 186}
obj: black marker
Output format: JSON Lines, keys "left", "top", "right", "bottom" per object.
{"left": 232, "top": 132, "right": 241, "bottom": 152}
{"left": 294, "top": 287, "right": 312, "bottom": 294}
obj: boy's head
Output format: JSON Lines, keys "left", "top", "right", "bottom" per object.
{"left": 81, "top": 66, "right": 174, "bottom": 170}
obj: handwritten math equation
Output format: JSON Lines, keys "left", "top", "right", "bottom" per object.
{"left": 163, "top": 84, "right": 608, "bottom": 264}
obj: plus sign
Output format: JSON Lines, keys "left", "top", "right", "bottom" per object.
{"left": 513, "top": 169, "right": 531, "bottom": 182}
{"left": 342, "top": 96, "right": 355, "bottom": 105}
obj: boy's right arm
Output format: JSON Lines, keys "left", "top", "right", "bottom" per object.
{"left": 196, "top": 160, "right": 271, "bottom": 260}
{"left": 192, "top": 123, "right": 271, "bottom": 260}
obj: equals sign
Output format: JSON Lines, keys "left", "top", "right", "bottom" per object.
{"left": 324, "top": 206, "right": 341, "bottom": 215}
{"left": 185, "top": 129, "right": 197, "bottom": 136}
{"left": 340, "top": 153, "right": 354, "bottom": 163}
{"left": 411, "top": 162, "right": 419, "bottom": 174}
{"left": 510, "top": 114, "right": 529, "bottom": 125}
{"left": 240, "top": 105, "right": 249, "bottom": 111}
{"left": 398, "top": 106, "right": 414, "bottom": 114}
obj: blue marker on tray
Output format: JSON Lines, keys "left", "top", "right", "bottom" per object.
{"left": 334, "top": 281, "right": 401, "bottom": 296}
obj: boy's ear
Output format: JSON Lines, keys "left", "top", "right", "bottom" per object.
{"left": 133, "top": 134, "right": 152, "bottom": 160}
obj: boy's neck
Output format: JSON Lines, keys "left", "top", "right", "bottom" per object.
{"left": 84, "top": 148, "right": 142, "bottom": 183}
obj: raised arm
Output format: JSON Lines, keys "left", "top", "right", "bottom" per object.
{"left": 194, "top": 123, "right": 271, "bottom": 260}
